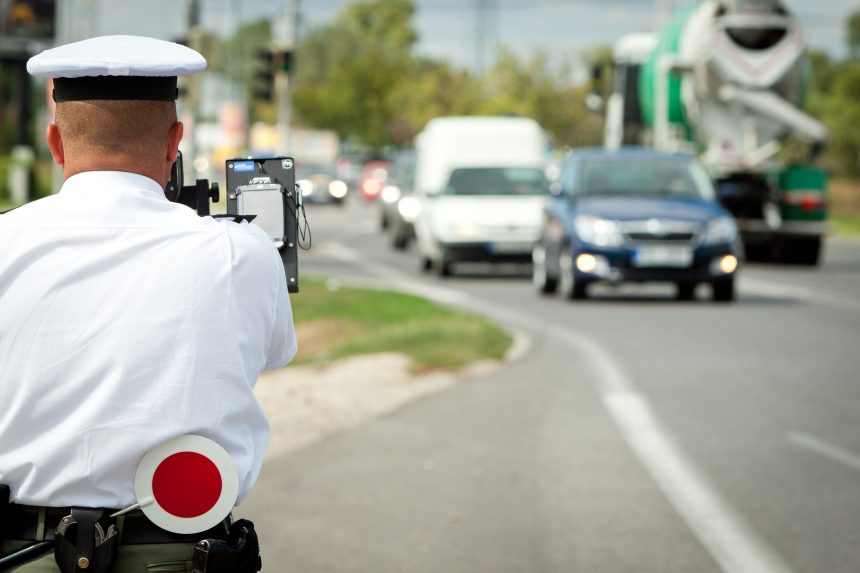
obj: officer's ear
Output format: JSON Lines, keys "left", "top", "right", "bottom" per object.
{"left": 46, "top": 123, "right": 64, "bottom": 166}
{"left": 166, "top": 121, "right": 183, "bottom": 164}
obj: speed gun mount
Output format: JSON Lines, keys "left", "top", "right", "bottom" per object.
{"left": 167, "top": 155, "right": 305, "bottom": 293}
{"left": 226, "top": 157, "right": 303, "bottom": 293}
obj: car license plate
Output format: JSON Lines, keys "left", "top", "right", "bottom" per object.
{"left": 632, "top": 245, "right": 693, "bottom": 268}
{"left": 488, "top": 241, "right": 528, "bottom": 254}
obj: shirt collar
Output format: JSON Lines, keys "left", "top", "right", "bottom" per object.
{"left": 59, "top": 171, "right": 167, "bottom": 201}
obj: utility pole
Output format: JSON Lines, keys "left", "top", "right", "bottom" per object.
{"left": 656, "top": 0, "right": 667, "bottom": 29}
{"left": 474, "top": 0, "right": 496, "bottom": 74}
{"left": 274, "top": 0, "right": 299, "bottom": 154}
{"left": 184, "top": 0, "right": 202, "bottom": 172}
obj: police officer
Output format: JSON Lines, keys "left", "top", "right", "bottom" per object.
{"left": 0, "top": 35, "right": 296, "bottom": 571}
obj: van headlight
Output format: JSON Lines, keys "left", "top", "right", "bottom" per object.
{"left": 574, "top": 215, "right": 624, "bottom": 247}
{"left": 702, "top": 217, "right": 738, "bottom": 245}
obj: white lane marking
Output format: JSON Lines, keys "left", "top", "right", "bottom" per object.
{"left": 321, "top": 242, "right": 795, "bottom": 573}
{"left": 549, "top": 326, "right": 794, "bottom": 573}
{"left": 788, "top": 432, "right": 860, "bottom": 474}
{"left": 601, "top": 392, "right": 793, "bottom": 573}
{"left": 740, "top": 276, "right": 860, "bottom": 313}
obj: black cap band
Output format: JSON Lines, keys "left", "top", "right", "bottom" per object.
{"left": 53, "top": 76, "right": 179, "bottom": 102}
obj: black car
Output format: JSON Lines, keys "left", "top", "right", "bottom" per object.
{"left": 379, "top": 151, "right": 418, "bottom": 250}
{"left": 295, "top": 162, "right": 349, "bottom": 205}
{"left": 532, "top": 148, "right": 743, "bottom": 301}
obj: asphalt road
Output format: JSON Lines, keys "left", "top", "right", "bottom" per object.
{"left": 242, "top": 197, "right": 860, "bottom": 573}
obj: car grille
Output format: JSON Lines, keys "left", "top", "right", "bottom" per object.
{"left": 621, "top": 220, "right": 701, "bottom": 244}
{"left": 626, "top": 231, "right": 697, "bottom": 242}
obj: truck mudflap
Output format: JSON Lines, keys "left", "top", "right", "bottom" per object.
{"left": 737, "top": 219, "right": 825, "bottom": 265}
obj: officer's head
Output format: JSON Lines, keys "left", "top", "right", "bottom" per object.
{"left": 47, "top": 98, "right": 182, "bottom": 188}
{"left": 27, "top": 35, "right": 206, "bottom": 189}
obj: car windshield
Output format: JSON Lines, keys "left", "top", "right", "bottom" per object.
{"left": 443, "top": 167, "right": 548, "bottom": 196}
{"left": 580, "top": 158, "right": 716, "bottom": 200}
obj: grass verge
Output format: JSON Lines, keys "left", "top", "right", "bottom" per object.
{"left": 830, "top": 178, "right": 860, "bottom": 237}
{"left": 831, "top": 214, "right": 860, "bottom": 236}
{"left": 292, "top": 277, "right": 512, "bottom": 372}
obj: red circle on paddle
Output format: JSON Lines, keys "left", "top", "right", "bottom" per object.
{"left": 151, "top": 451, "right": 223, "bottom": 518}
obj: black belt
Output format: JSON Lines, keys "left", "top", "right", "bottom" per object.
{"left": 3, "top": 504, "right": 230, "bottom": 545}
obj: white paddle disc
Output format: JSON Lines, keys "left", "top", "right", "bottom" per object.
{"left": 133, "top": 435, "right": 238, "bottom": 534}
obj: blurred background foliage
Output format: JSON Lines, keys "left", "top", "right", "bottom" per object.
{"left": 284, "top": 0, "right": 858, "bottom": 175}
{"left": 1, "top": 0, "right": 859, "bottom": 203}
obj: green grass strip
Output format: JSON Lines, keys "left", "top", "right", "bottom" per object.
{"left": 831, "top": 214, "right": 860, "bottom": 237}
{"left": 293, "top": 277, "right": 512, "bottom": 372}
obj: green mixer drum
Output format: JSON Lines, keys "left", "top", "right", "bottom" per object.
{"left": 639, "top": 7, "right": 695, "bottom": 135}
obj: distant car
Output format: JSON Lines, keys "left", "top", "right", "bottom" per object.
{"left": 295, "top": 162, "right": 349, "bottom": 205}
{"left": 378, "top": 151, "right": 417, "bottom": 249}
{"left": 335, "top": 155, "right": 363, "bottom": 195}
{"left": 358, "top": 160, "right": 391, "bottom": 201}
{"left": 532, "top": 148, "right": 742, "bottom": 301}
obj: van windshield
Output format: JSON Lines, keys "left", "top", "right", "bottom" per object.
{"left": 443, "top": 167, "right": 548, "bottom": 196}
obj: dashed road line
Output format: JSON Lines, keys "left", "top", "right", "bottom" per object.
{"left": 740, "top": 276, "right": 860, "bottom": 313}
{"left": 788, "top": 432, "right": 860, "bottom": 475}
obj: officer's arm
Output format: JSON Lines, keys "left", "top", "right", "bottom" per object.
{"left": 264, "top": 262, "right": 297, "bottom": 370}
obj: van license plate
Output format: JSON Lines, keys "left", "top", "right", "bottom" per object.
{"left": 633, "top": 245, "right": 693, "bottom": 268}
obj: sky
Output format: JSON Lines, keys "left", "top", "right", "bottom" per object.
{"left": 60, "top": 0, "right": 857, "bottom": 77}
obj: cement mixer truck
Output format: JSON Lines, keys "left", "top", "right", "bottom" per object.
{"left": 594, "top": 0, "right": 829, "bottom": 264}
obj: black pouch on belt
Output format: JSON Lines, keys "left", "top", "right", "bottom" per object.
{"left": 0, "top": 484, "right": 9, "bottom": 530}
{"left": 54, "top": 508, "right": 118, "bottom": 573}
{"left": 191, "top": 519, "right": 262, "bottom": 573}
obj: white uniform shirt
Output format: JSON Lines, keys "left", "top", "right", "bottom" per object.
{"left": 0, "top": 171, "right": 296, "bottom": 507}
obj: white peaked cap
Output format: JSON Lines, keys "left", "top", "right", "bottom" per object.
{"left": 27, "top": 35, "right": 207, "bottom": 78}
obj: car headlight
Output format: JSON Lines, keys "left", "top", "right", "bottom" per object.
{"left": 297, "top": 179, "right": 314, "bottom": 196}
{"left": 574, "top": 215, "right": 624, "bottom": 247}
{"left": 328, "top": 180, "right": 348, "bottom": 198}
{"left": 397, "top": 196, "right": 422, "bottom": 221}
{"left": 380, "top": 185, "right": 402, "bottom": 204}
{"left": 702, "top": 217, "right": 738, "bottom": 246}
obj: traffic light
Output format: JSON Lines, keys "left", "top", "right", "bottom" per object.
{"left": 253, "top": 48, "right": 295, "bottom": 103}
{"left": 253, "top": 48, "right": 276, "bottom": 102}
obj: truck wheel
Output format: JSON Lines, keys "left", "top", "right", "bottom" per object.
{"left": 532, "top": 245, "right": 557, "bottom": 294}
{"left": 711, "top": 278, "right": 735, "bottom": 302}
{"left": 559, "top": 247, "right": 587, "bottom": 300}
{"left": 786, "top": 237, "right": 822, "bottom": 266}
{"left": 420, "top": 256, "right": 433, "bottom": 273}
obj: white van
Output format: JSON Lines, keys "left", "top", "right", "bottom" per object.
{"left": 412, "top": 116, "right": 550, "bottom": 276}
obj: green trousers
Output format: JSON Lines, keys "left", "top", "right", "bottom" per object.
{"left": 0, "top": 540, "right": 196, "bottom": 572}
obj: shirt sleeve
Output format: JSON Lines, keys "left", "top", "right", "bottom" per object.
{"left": 264, "top": 260, "right": 297, "bottom": 370}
